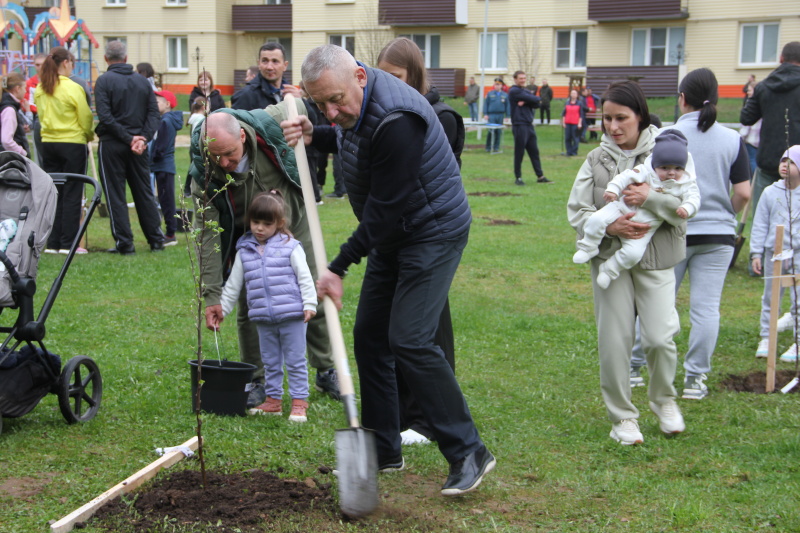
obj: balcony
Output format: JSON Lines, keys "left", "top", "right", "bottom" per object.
{"left": 586, "top": 66, "right": 679, "bottom": 97}
{"left": 588, "top": 0, "right": 686, "bottom": 22}
{"left": 231, "top": 4, "right": 292, "bottom": 32}
{"left": 379, "top": 0, "right": 467, "bottom": 27}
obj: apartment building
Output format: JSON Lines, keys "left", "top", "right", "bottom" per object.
{"left": 27, "top": 0, "right": 797, "bottom": 98}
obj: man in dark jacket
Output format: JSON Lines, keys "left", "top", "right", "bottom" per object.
{"left": 94, "top": 40, "right": 164, "bottom": 254}
{"left": 538, "top": 78, "right": 553, "bottom": 124}
{"left": 508, "top": 70, "right": 551, "bottom": 185}
{"left": 282, "top": 44, "right": 495, "bottom": 497}
{"left": 231, "top": 42, "right": 299, "bottom": 110}
{"left": 741, "top": 41, "right": 800, "bottom": 212}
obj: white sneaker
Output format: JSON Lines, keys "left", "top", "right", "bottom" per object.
{"left": 777, "top": 312, "right": 794, "bottom": 333}
{"left": 597, "top": 272, "right": 612, "bottom": 289}
{"left": 755, "top": 338, "right": 769, "bottom": 358}
{"left": 610, "top": 418, "right": 643, "bottom": 445}
{"left": 630, "top": 367, "right": 645, "bottom": 388}
{"left": 400, "top": 429, "right": 431, "bottom": 446}
{"left": 781, "top": 343, "right": 798, "bottom": 362}
{"left": 649, "top": 399, "right": 685, "bottom": 434}
{"left": 572, "top": 249, "right": 597, "bottom": 264}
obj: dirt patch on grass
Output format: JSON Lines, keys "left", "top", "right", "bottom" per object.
{"left": 476, "top": 216, "right": 521, "bottom": 226}
{"left": 721, "top": 369, "right": 800, "bottom": 393}
{"left": 468, "top": 191, "right": 522, "bottom": 197}
{"left": 0, "top": 472, "right": 57, "bottom": 500}
{"left": 92, "top": 468, "right": 336, "bottom": 532}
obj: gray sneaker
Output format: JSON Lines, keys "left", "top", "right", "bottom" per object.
{"left": 630, "top": 367, "right": 645, "bottom": 388}
{"left": 682, "top": 373, "right": 708, "bottom": 400}
{"left": 315, "top": 368, "right": 341, "bottom": 401}
{"left": 246, "top": 383, "right": 267, "bottom": 408}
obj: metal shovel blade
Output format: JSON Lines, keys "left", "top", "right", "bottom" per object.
{"left": 335, "top": 427, "right": 378, "bottom": 517}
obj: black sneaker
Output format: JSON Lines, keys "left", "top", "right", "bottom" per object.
{"left": 107, "top": 246, "right": 135, "bottom": 255}
{"left": 378, "top": 456, "right": 405, "bottom": 473}
{"left": 150, "top": 242, "right": 165, "bottom": 252}
{"left": 246, "top": 383, "right": 267, "bottom": 409}
{"left": 163, "top": 235, "right": 178, "bottom": 247}
{"left": 315, "top": 368, "right": 341, "bottom": 401}
{"left": 325, "top": 192, "right": 346, "bottom": 199}
{"left": 537, "top": 176, "right": 553, "bottom": 184}
{"left": 441, "top": 445, "right": 496, "bottom": 496}
{"left": 514, "top": 178, "right": 525, "bottom": 186}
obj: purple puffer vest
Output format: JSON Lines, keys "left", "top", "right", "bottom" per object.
{"left": 237, "top": 232, "right": 303, "bottom": 324}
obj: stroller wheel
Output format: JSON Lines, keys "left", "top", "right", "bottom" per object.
{"left": 58, "top": 356, "right": 102, "bottom": 424}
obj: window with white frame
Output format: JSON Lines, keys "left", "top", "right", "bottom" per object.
{"left": 740, "top": 23, "right": 779, "bottom": 66}
{"left": 104, "top": 36, "right": 127, "bottom": 45}
{"left": 555, "top": 30, "right": 587, "bottom": 70}
{"left": 329, "top": 34, "right": 355, "bottom": 56}
{"left": 400, "top": 34, "right": 440, "bottom": 68}
{"left": 479, "top": 32, "right": 508, "bottom": 70}
{"left": 631, "top": 27, "right": 685, "bottom": 66}
{"left": 265, "top": 0, "right": 292, "bottom": 4}
{"left": 105, "top": 0, "right": 125, "bottom": 5}
{"left": 166, "top": 0, "right": 187, "bottom": 5}
{"left": 167, "top": 36, "right": 188, "bottom": 71}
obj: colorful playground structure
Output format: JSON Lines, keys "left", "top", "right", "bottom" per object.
{"left": 0, "top": 0, "right": 98, "bottom": 84}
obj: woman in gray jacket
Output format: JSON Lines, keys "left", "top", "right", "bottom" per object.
{"left": 568, "top": 81, "right": 687, "bottom": 446}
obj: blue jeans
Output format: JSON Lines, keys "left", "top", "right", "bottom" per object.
{"left": 486, "top": 113, "right": 504, "bottom": 151}
{"left": 468, "top": 102, "right": 478, "bottom": 122}
{"left": 564, "top": 124, "right": 579, "bottom": 156}
{"left": 745, "top": 143, "right": 757, "bottom": 177}
{"left": 353, "top": 232, "right": 482, "bottom": 464}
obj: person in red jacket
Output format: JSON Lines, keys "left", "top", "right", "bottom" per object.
{"left": 562, "top": 89, "right": 585, "bottom": 156}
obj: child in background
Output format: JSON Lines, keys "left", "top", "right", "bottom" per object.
{"left": 150, "top": 89, "right": 183, "bottom": 246}
{"left": 0, "top": 73, "right": 29, "bottom": 156}
{"left": 751, "top": 145, "right": 800, "bottom": 362}
{"left": 574, "top": 129, "right": 701, "bottom": 289}
{"left": 183, "top": 97, "right": 206, "bottom": 197}
{"left": 213, "top": 191, "right": 317, "bottom": 422}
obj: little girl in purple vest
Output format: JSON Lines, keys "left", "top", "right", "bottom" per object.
{"left": 215, "top": 190, "right": 317, "bottom": 422}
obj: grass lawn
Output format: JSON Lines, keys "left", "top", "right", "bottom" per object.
{"left": 1, "top": 121, "right": 798, "bottom": 532}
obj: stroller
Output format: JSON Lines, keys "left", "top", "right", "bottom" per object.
{"left": 0, "top": 152, "right": 103, "bottom": 435}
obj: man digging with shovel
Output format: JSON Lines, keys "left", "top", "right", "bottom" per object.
{"left": 281, "top": 44, "right": 496, "bottom": 496}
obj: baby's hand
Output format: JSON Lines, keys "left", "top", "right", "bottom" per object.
{"left": 603, "top": 191, "right": 618, "bottom": 203}
{"left": 676, "top": 207, "right": 688, "bottom": 219}
{"left": 304, "top": 310, "right": 316, "bottom": 323}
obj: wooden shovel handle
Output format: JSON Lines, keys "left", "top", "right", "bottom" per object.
{"left": 284, "top": 95, "right": 358, "bottom": 420}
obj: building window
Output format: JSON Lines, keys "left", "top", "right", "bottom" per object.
{"left": 166, "top": 0, "right": 187, "bottom": 5}
{"left": 329, "top": 34, "right": 355, "bottom": 56}
{"left": 105, "top": 0, "right": 126, "bottom": 5}
{"left": 740, "top": 23, "right": 779, "bottom": 66}
{"left": 631, "top": 27, "right": 685, "bottom": 66}
{"left": 167, "top": 36, "right": 188, "bottom": 71}
{"left": 399, "top": 34, "right": 440, "bottom": 69}
{"left": 104, "top": 36, "right": 127, "bottom": 45}
{"left": 265, "top": 0, "right": 292, "bottom": 4}
{"left": 479, "top": 32, "right": 508, "bottom": 71}
{"left": 555, "top": 30, "right": 587, "bottom": 70}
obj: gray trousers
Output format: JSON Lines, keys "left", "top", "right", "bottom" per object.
{"left": 632, "top": 243, "right": 733, "bottom": 378}
{"left": 256, "top": 319, "right": 309, "bottom": 400}
{"left": 593, "top": 261, "right": 679, "bottom": 422}
{"left": 757, "top": 247, "right": 799, "bottom": 338}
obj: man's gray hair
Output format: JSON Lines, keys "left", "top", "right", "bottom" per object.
{"left": 301, "top": 44, "right": 357, "bottom": 84}
{"left": 105, "top": 40, "right": 127, "bottom": 61}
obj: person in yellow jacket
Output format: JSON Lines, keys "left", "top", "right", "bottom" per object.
{"left": 35, "top": 47, "right": 94, "bottom": 254}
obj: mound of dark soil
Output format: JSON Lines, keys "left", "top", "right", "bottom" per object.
{"left": 721, "top": 369, "right": 800, "bottom": 394}
{"left": 91, "top": 468, "right": 336, "bottom": 532}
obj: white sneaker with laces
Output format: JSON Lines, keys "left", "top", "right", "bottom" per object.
{"left": 610, "top": 418, "right": 643, "bottom": 445}
{"left": 682, "top": 373, "right": 708, "bottom": 400}
{"left": 400, "top": 429, "right": 431, "bottom": 445}
{"left": 649, "top": 399, "right": 685, "bottom": 434}
{"left": 755, "top": 338, "right": 770, "bottom": 358}
{"left": 781, "top": 343, "right": 798, "bottom": 362}
{"left": 777, "top": 312, "right": 794, "bottom": 333}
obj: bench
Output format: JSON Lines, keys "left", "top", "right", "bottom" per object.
{"left": 586, "top": 111, "right": 603, "bottom": 133}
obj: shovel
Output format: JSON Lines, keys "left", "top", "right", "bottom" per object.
{"left": 729, "top": 196, "right": 751, "bottom": 269}
{"left": 284, "top": 95, "right": 378, "bottom": 518}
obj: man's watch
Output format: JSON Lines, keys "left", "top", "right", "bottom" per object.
{"left": 327, "top": 263, "right": 347, "bottom": 279}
